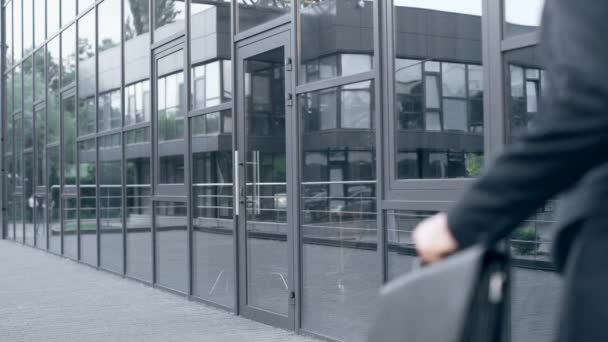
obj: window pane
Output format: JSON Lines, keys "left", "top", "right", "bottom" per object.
{"left": 191, "top": 59, "right": 231, "bottom": 110}
{"left": 34, "top": 48, "right": 45, "bottom": 102}
{"left": 47, "top": 37, "right": 61, "bottom": 143}
{"left": 157, "top": 50, "right": 185, "bottom": 185}
{"left": 125, "top": 0, "right": 150, "bottom": 85}
{"left": 98, "top": 90, "right": 122, "bottom": 132}
{"left": 506, "top": 46, "right": 544, "bottom": 140}
{"left": 424, "top": 75, "right": 439, "bottom": 109}
{"left": 442, "top": 63, "right": 466, "bottom": 98}
{"left": 6, "top": 1, "right": 13, "bottom": 67}
{"left": 299, "top": 80, "right": 378, "bottom": 342}
{"left": 237, "top": 0, "right": 290, "bottom": 33}
{"left": 47, "top": 146, "right": 61, "bottom": 253}
{"left": 396, "top": 59, "right": 423, "bottom": 130}
{"left": 126, "top": 127, "right": 153, "bottom": 282}
{"left": 34, "top": 106, "right": 45, "bottom": 187}
{"left": 442, "top": 99, "right": 467, "bottom": 132}
{"left": 61, "top": 24, "right": 76, "bottom": 86}
{"left": 79, "top": 0, "right": 94, "bottom": 12}
{"left": 63, "top": 95, "right": 77, "bottom": 185}
{"left": 78, "top": 12, "right": 95, "bottom": 135}
{"left": 504, "top": 0, "right": 545, "bottom": 38}
{"left": 154, "top": 0, "right": 185, "bottom": 42}
{"left": 125, "top": 80, "right": 151, "bottom": 125}
{"left": 425, "top": 112, "right": 441, "bottom": 131}
{"left": 393, "top": 1, "right": 484, "bottom": 180}
{"left": 155, "top": 201, "right": 188, "bottom": 292}
{"left": 23, "top": 58, "right": 34, "bottom": 151}
{"left": 23, "top": 0, "right": 33, "bottom": 54}
{"left": 14, "top": 0, "right": 22, "bottom": 61}
{"left": 99, "top": 133, "right": 123, "bottom": 273}
{"left": 341, "top": 82, "right": 372, "bottom": 129}
{"left": 24, "top": 151, "right": 35, "bottom": 246}
{"left": 99, "top": 0, "right": 122, "bottom": 95}
{"left": 14, "top": 65, "right": 22, "bottom": 112}
{"left": 48, "top": 0, "right": 60, "bottom": 35}
{"left": 191, "top": 110, "right": 234, "bottom": 307}
{"left": 386, "top": 210, "right": 434, "bottom": 280}
{"left": 526, "top": 81, "right": 539, "bottom": 113}
{"left": 62, "top": 0, "right": 76, "bottom": 26}
{"left": 79, "top": 139, "right": 97, "bottom": 266}
{"left": 62, "top": 196, "right": 78, "bottom": 258}
{"left": 299, "top": 0, "right": 373, "bottom": 83}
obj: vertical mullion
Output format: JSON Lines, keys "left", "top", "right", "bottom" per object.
{"left": 185, "top": 0, "right": 192, "bottom": 298}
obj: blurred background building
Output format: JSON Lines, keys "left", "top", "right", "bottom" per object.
{"left": 1, "top": 1, "right": 559, "bottom": 341}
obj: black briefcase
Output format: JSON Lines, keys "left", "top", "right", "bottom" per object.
{"left": 367, "top": 245, "right": 510, "bottom": 342}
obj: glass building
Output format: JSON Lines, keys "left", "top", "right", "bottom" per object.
{"left": 1, "top": 0, "right": 559, "bottom": 341}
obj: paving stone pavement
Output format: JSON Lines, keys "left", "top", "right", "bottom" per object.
{"left": 0, "top": 240, "right": 319, "bottom": 342}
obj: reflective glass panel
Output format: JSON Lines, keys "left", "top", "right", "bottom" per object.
{"left": 48, "top": 0, "right": 60, "bottom": 35}
{"left": 47, "top": 37, "right": 61, "bottom": 143}
{"left": 125, "top": 0, "right": 150, "bottom": 86}
{"left": 98, "top": 90, "right": 122, "bottom": 132}
{"left": 62, "top": 0, "right": 76, "bottom": 26}
{"left": 34, "top": 48, "right": 45, "bottom": 102}
{"left": 191, "top": 60, "right": 231, "bottom": 110}
{"left": 393, "top": 1, "right": 484, "bottom": 180}
{"left": 190, "top": 1, "right": 231, "bottom": 111}
{"left": 191, "top": 110, "right": 234, "bottom": 307}
{"left": 125, "top": 80, "right": 151, "bottom": 125}
{"left": 299, "top": 0, "right": 373, "bottom": 83}
{"left": 61, "top": 24, "right": 76, "bottom": 86}
{"left": 14, "top": 0, "right": 22, "bottom": 61}
{"left": 299, "top": 80, "right": 377, "bottom": 342}
{"left": 63, "top": 94, "right": 77, "bottom": 185}
{"left": 504, "top": 0, "right": 545, "bottom": 38}
{"left": 34, "top": 195, "right": 47, "bottom": 249}
{"left": 79, "top": 139, "right": 97, "bottom": 265}
{"left": 506, "top": 46, "right": 544, "bottom": 139}
{"left": 14, "top": 65, "right": 22, "bottom": 111}
{"left": 78, "top": 11, "right": 96, "bottom": 135}
{"left": 47, "top": 146, "right": 61, "bottom": 253}
{"left": 99, "top": 133, "right": 123, "bottom": 273}
{"left": 125, "top": 127, "right": 152, "bottom": 282}
{"left": 98, "top": 0, "right": 122, "bottom": 108}
{"left": 157, "top": 50, "right": 185, "bottom": 185}
{"left": 6, "top": 1, "right": 13, "bottom": 67}
{"left": 237, "top": 0, "right": 290, "bottom": 33}
{"left": 24, "top": 57, "right": 34, "bottom": 149}
{"left": 34, "top": 106, "right": 44, "bottom": 186}
{"left": 153, "top": 0, "right": 185, "bottom": 42}
{"left": 155, "top": 201, "right": 188, "bottom": 292}
{"left": 23, "top": 0, "right": 33, "bottom": 54}
{"left": 79, "top": 0, "right": 94, "bottom": 12}
{"left": 62, "top": 196, "right": 78, "bottom": 258}
{"left": 24, "top": 152, "right": 34, "bottom": 245}
{"left": 386, "top": 210, "right": 432, "bottom": 280}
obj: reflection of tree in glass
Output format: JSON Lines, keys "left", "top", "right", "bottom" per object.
{"left": 154, "top": 0, "right": 182, "bottom": 29}
{"left": 78, "top": 38, "right": 95, "bottom": 60}
{"left": 126, "top": 0, "right": 150, "bottom": 40}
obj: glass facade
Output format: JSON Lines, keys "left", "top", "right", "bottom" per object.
{"left": 1, "top": 1, "right": 559, "bottom": 342}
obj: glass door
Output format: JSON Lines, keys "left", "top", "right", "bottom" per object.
{"left": 236, "top": 29, "right": 295, "bottom": 329}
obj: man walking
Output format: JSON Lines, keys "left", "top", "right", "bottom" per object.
{"left": 413, "top": 0, "right": 608, "bottom": 341}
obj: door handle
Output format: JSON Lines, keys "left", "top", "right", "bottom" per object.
{"left": 234, "top": 150, "right": 239, "bottom": 216}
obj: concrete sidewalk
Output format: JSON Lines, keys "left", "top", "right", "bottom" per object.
{"left": 0, "top": 240, "right": 318, "bottom": 342}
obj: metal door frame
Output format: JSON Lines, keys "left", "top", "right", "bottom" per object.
{"left": 235, "top": 27, "right": 296, "bottom": 330}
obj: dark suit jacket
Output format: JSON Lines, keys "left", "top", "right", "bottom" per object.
{"left": 447, "top": 0, "right": 608, "bottom": 272}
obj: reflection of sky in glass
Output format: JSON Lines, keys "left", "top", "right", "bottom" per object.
{"left": 395, "top": 0, "right": 481, "bottom": 16}
{"left": 505, "top": 0, "right": 544, "bottom": 26}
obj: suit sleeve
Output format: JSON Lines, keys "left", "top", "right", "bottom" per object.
{"left": 447, "top": 0, "right": 608, "bottom": 248}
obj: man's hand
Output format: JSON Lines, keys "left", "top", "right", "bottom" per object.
{"left": 413, "top": 213, "right": 459, "bottom": 263}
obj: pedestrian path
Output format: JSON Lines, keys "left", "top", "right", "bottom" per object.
{"left": 0, "top": 240, "right": 319, "bottom": 342}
